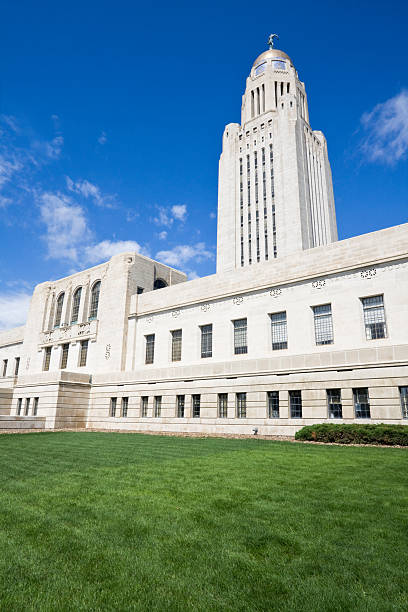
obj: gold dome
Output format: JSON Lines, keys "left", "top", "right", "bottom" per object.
{"left": 252, "top": 49, "right": 292, "bottom": 68}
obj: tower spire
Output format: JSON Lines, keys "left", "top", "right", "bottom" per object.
{"left": 267, "top": 33, "right": 279, "bottom": 49}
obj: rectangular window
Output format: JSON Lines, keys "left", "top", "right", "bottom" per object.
{"left": 145, "top": 334, "right": 155, "bottom": 364}
{"left": 154, "top": 396, "right": 162, "bottom": 417}
{"left": 192, "top": 394, "right": 201, "bottom": 418}
{"left": 327, "top": 389, "right": 342, "bottom": 419}
{"left": 270, "top": 312, "right": 287, "bottom": 350}
{"left": 171, "top": 329, "right": 182, "bottom": 362}
{"left": 60, "top": 343, "right": 69, "bottom": 369}
{"left": 200, "top": 324, "right": 213, "bottom": 358}
{"left": 233, "top": 318, "right": 248, "bottom": 355}
{"left": 313, "top": 304, "right": 334, "bottom": 345}
{"left": 17, "top": 398, "right": 22, "bottom": 416}
{"left": 43, "top": 347, "right": 52, "bottom": 371}
{"left": 2, "top": 359, "right": 7, "bottom": 377}
{"left": 79, "top": 340, "right": 88, "bottom": 367}
{"left": 267, "top": 391, "right": 279, "bottom": 418}
{"left": 362, "top": 295, "right": 387, "bottom": 339}
{"left": 14, "top": 357, "right": 20, "bottom": 376}
{"left": 122, "top": 397, "right": 128, "bottom": 418}
{"left": 289, "top": 390, "right": 302, "bottom": 418}
{"left": 353, "top": 388, "right": 371, "bottom": 419}
{"left": 400, "top": 387, "right": 408, "bottom": 419}
{"left": 177, "top": 395, "right": 185, "bottom": 418}
{"left": 141, "top": 396, "right": 148, "bottom": 417}
{"left": 33, "top": 397, "right": 39, "bottom": 416}
{"left": 25, "top": 397, "right": 30, "bottom": 416}
{"left": 218, "top": 393, "right": 228, "bottom": 418}
{"left": 110, "top": 397, "right": 117, "bottom": 417}
{"left": 236, "top": 392, "right": 247, "bottom": 418}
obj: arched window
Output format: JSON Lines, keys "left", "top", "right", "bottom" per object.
{"left": 54, "top": 293, "right": 64, "bottom": 328}
{"left": 153, "top": 278, "right": 168, "bottom": 290}
{"left": 88, "top": 281, "right": 101, "bottom": 321}
{"left": 71, "top": 287, "right": 82, "bottom": 324}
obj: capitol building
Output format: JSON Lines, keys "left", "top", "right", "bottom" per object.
{"left": 1, "top": 39, "right": 407, "bottom": 434}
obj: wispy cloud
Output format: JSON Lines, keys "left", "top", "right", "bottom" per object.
{"left": 154, "top": 204, "right": 188, "bottom": 227}
{"left": 155, "top": 242, "right": 214, "bottom": 268}
{"left": 171, "top": 204, "right": 187, "bottom": 222}
{"left": 158, "top": 230, "right": 167, "bottom": 240}
{"left": 0, "top": 291, "right": 31, "bottom": 330}
{"left": 66, "top": 176, "right": 117, "bottom": 208}
{"left": 84, "top": 239, "right": 148, "bottom": 265}
{"left": 39, "top": 191, "right": 92, "bottom": 261}
{"left": 98, "top": 131, "right": 107, "bottom": 145}
{"left": 360, "top": 90, "right": 408, "bottom": 164}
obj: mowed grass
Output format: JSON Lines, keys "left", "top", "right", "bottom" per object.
{"left": 0, "top": 433, "right": 407, "bottom": 611}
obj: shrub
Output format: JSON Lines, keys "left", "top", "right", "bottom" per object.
{"left": 295, "top": 423, "right": 408, "bottom": 446}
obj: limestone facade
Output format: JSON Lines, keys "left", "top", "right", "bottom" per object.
{"left": 0, "top": 42, "right": 407, "bottom": 434}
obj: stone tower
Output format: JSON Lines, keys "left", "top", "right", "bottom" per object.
{"left": 217, "top": 39, "right": 338, "bottom": 272}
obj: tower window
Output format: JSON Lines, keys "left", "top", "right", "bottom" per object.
{"left": 89, "top": 281, "right": 101, "bottom": 321}
{"left": 177, "top": 395, "right": 185, "bottom": 418}
{"left": 313, "top": 304, "right": 334, "bottom": 345}
{"left": 71, "top": 287, "right": 82, "bottom": 324}
{"left": 254, "top": 62, "right": 266, "bottom": 76}
{"left": 141, "top": 396, "right": 148, "bottom": 417}
{"left": 192, "top": 394, "right": 201, "bottom": 418}
{"left": 79, "top": 340, "right": 88, "bottom": 367}
{"left": 110, "top": 397, "right": 117, "bottom": 417}
{"left": 218, "top": 393, "right": 228, "bottom": 418}
{"left": 154, "top": 396, "right": 162, "bottom": 418}
{"left": 145, "top": 334, "right": 155, "bottom": 364}
{"left": 171, "top": 329, "right": 182, "bottom": 362}
{"left": 54, "top": 293, "right": 64, "bottom": 328}
{"left": 270, "top": 312, "right": 287, "bottom": 350}
{"left": 236, "top": 393, "right": 247, "bottom": 418}
{"left": 267, "top": 391, "right": 279, "bottom": 418}
{"left": 273, "top": 60, "right": 286, "bottom": 70}
{"left": 122, "top": 397, "right": 128, "bottom": 418}
{"left": 361, "top": 295, "right": 387, "bottom": 339}
{"left": 353, "top": 388, "right": 370, "bottom": 419}
{"left": 200, "top": 324, "right": 213, "bottom": 358}
{"left": 60, "top": 343, "right": 69, "bottom": 369}
{"left": 43, "top": 347, "right": 52, "bottom": 372}
{"left": 327, "top": 389, "right": 342, "bottom": 419}
{"left": 233, "top": 318, "right": 247, "bottom": 355}
{"left": 289, "top": 391, "right": 302, "bottom": 418}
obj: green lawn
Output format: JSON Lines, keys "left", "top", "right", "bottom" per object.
{"left": 0, "top": 433, "right": 407, "bottom": 611}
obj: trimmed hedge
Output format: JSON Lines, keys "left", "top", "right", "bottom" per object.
{"left": 295, "top": 423, "right": 408, "bottom": 446}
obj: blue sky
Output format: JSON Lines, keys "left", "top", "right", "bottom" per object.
{"left": 0, "top": 0, "right": 407, "bottom": 328}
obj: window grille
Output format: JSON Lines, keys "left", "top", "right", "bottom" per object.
{"left": 2, "top": 359, "right": 7, "bottom": 377}
{"left": 192, "top": 394, "right": 200, "bottom": 418}
{"left": 43, "top": 347, "right": 51, "bottom": 371}
{"left": 122, "top": 397, "right": 128, "bottom": 418}
{"left": 313, "top": 304, "right": 334, "bottom": 345}
{"left": 177, "top": 395, "right": 185, "bottom": 418}
{"left": 236, "top": 392, "right": 247, "bottom": 418}
{"left": 71, "top": 287, "right": 82, "bottom": 324}
{"left": 145, "top": 334, "right": 155, "bottom": 364}
{"left": 110, "top": 397, "right": 117, "bottom": 417}
{"left": 267, "top": 391, "right": 279, "bottom": 418}
{"left": 89, "top": 281, "right": 101, "bottom": 321}
{"left": 154, "top": 396, "right": 162, "bottom": 417}
{"left": 61, "top": 343, "right": 69, "bottom": 369}
{"left": 17, "top": 398, "right": 22, "bottom": 416}
{"left": 33, "top": 397, "right": 39, "bottom": 416}
{"left": 400, "top": 387, "right": 408, "bottom": 419}
{"left": 270, "top": 312, "right": 287, "bottom": 350}
{"left": 54, "top": 293, "right": 64, "bottom": 328}
{"left": 14, "top": 357, "right": 20, "bottom": 376}
{"left": 79, "top": 340, "right": 88, "bottom": 367}
{"left": 201, "top": 324, "right": 212, "bottom": 358}
{"left": 233, "top": 319, "right": 248, "bottom": 355}
{"left": 25, "top": 398, "right": 30, "bottom": 416}
{"left": 327, "top": 389, "right": 342, "bottom": 419}
{"left": 218, "top": 393, "right": 228, "bottom": 418}
{"left": 353, "top": 388, "right": 370, "bottom": 418}
{"left": 289, "top": 390, "right": 302, "bottom": 418}
{"left": 171, "top": 330, "right": 182, "bottom": 362}
{"left": 141, "top": 396, "right": 148, "bottom": 417}
{"left": 362, "top": 295, "right": 387, "bottom": 339}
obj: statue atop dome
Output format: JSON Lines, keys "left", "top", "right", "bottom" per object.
{"left": 268, "top": 33, "right": 279, "bottom": 49}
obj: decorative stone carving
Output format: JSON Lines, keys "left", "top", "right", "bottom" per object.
{"left": 233, "top": 296, "right": 243, "bottom": 305}
{"left": 172, "top": 309, "right": 181, "bottom": 318}
{"left": 146, "top": 316, "right": 153, "bottom": 324}
{"left": 25, "top": 357, "right": 30, "bottom": 370}
{"left": 312, "top": 279, "right": 326, "bottom": 289}
{"left": 361, "top": 268, "right": 376, "bottom": 279}
{"left": 78, "top": 322, "right": 91, "bottom": 336}
{"left": 270, "top": 288, "right": 282, "bottom": 298}
{"left": 105, "top": 344, "right": 111, "bottom": 360}
{"left": 201, "top": 303, "right": 211, "bottom": 312}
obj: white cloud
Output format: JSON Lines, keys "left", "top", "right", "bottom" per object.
{"left": 0, "top": 155, "right": 23, "bottom": 188}
{"left": 171, "top": 204, "right": 187, "bottom": 222}
{"left": 209, "top": 211, "right": 216, "bottom": 219}
{"left": 360, "top": 90, "right": 408, "bottom": 164}
{"left": 39, "top": 191, "right": 92, "bottom": 261}
{"left": 84, "top": 239, "right": 148, "bottom": 265}
{"left": 0, "top": 291, "right": 31, "bottom": 330}
{"left": 155, "top": 242, "right": 214, "bottom": 268}
{"left": 154, "top": 206, "right": 173, "bottom": 227}
{"left": 66, "top": 176, "right": 117, "bottom": 208}
{"left": 98, "top": 131, "right": 107, "bottom": 145}
{"left": 158, "top": 230, "right": 167, "bottom": 240}
{"left": 0, "top": 115, "right": 19, "bottom": 133}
